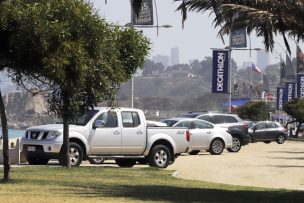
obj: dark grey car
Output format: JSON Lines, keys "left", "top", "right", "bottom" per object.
{"left": 248, "top": 121, "right": 287, "bottom": 144}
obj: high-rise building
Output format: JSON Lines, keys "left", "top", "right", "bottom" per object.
{"left": 170, "top": 47, "right": 180, "bottom": 66}
{"left": 257, "top": 50, "right": 270, "bottom": 71}
{"left": 152, "top": 54, "right": 169, "bottom": 68}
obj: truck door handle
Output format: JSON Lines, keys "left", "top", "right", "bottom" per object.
{"left": 207, "top": 131, "right": 211, "bottom": 134}
{"left": 114, "top": 131, "right": 120, "bottom": 135}
{"left": 137, "top": 130, "right": 143, "bottom": 135}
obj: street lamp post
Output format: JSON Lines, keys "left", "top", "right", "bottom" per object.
{"left": 213, "top": 47, "right": 261, "bottom": 113}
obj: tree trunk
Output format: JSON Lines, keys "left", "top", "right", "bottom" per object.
{"left": 61, "top": 118, "right": 70, "bottom": 168}
{"left": 60, "top": 90, "right": 70, "bottom": 168}
{"left": 295, "top": 122, "right": 302, "bottom": 138}
{"left": 0, "top": 90, "right": 10, "bottom": 182}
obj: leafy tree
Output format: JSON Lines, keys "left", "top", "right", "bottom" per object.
{"left": 237, "top": 101, "right": 268, "bottom": 121}
{"left": 0, "top": 0, "right": 149, "bottom": 180}
{"left": 174, "top": 0, "right": 304, "bottom": 53}
{"left": 283, "top": 99, "right": 304, "bottom": 137}
{"left": 142, "top": 59, "right": 165, "bottom": 76}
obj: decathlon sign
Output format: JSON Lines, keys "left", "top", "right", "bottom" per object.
{"left": 276, "top": 87, "right": 285, "bottom": 110}
{"left": 297, "top": 74, "right": 304, "bottom": 98}
{"left": 212, "top": 50, "right": 229, "bottom": 93}
{"left": 285, "top": 82, "right": 295, "bottom": 102}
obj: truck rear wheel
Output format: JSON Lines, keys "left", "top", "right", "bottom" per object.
{"left": 88, "top": 157, "right": 105, "bottom": 164}
{"left": 148, "top": 145, "right": 171, "bottom": 168}
{"left": 115, "top": 159, "right": 136, "bottom": 167}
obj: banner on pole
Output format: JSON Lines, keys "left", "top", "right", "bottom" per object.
{"left": 230, "top": 28, "right": 247, "bottom": 48}
{"left": 297, "top": 45, "right": 304, "bottom": 74}
{"left": 212, "top": 50, "right": 229, "bottom": 93}
{"left": 297, "top": 74, "right": 304, "bottom": 98}
{"left": 133, "top": 0, "right": 154, "bottom": 25}
{"left": 276, "top": 87, "right": 285, "bottom": 110}
{"left": 285, "top": 82, "right": 296, "bottom": 102}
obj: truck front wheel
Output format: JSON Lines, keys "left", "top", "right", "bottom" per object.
{"left": 59, "top": 142, "right": 83, "bottom": 166}
{"left": 148, "top": 145, "right": 171, "bottom": 168}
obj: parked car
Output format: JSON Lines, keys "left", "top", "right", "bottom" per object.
{"left": 248, "top": 121, "right": 288, "bottom": 144}
{"left": 146, "top": 120, "right": 167, "bottom": 127}
{"left": 21, "top": 107, "right": 191, "bottom": 168}
{"left": 162, "top": 118, "right": 233, "bottom": 155}
{"left": 195, "top": 113, "right": 250, "bottom": 152}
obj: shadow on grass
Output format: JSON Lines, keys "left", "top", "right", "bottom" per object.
{"left": 14, "top": 176, "right": 304, "bottom": 203}
{"left": 61, "top": 183, "right": 304, "bottom": 203}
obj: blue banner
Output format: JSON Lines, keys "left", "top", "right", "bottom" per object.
{"left": 212, "top": 50, "right": 229, "bottom": 93}
{"left": 230, "top": 28, "right": 247, "bottom": 48}
{"left": 285, "top": 82, "right": 296, "bottom": 102}
{"left": 276, "top": 87, "right": 285, "bottom": 110}
{"left": 297, "top": 74, "right": 304, "bottom": 98}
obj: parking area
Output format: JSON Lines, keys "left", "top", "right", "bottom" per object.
{"left": 167, "top": 141, "right": 304, "bottom": 190}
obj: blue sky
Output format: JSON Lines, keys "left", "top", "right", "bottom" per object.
{"left": 92, "top": 0, "right": 302, "bottom": 68}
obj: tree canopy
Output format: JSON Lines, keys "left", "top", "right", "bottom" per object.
{"left": 173, "top": 0, "right": 304, "bottom": 53}
{"left": 0, "top": 0, "right": 150, "bottom": 172}
{"left": 237, "top": 101, "right": 268, "bottom": 121}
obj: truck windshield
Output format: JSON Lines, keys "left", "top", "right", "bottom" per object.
{"left": 56, "top": 110, "right": 99, "bottom": 126}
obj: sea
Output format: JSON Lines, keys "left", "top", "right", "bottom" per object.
{"left": 0, "top": 128, "right": 25, "bottom": 139}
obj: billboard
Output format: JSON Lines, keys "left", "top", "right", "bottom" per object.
{"left": 276, "top": 87, "right": 285, "bottom": 110}
{"left": 132, "top": 0, "right": 154, "bottom": 25}
{"left": 230, "top": 28, "right": 247, "bottom": 48}
{"left": 212, "top": 50, "right": 229, "bottom": 93}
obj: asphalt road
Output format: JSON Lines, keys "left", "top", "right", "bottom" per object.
{"left": 167, "top": 140, "right": 304, "bottom": 190}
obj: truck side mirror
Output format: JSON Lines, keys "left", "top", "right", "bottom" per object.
{"left": 93, "top": 120, "right": 105, "bottom": 129}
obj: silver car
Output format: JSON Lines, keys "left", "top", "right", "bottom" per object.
{"left": 162, "top": 118, "right": 233, "bottom": 155}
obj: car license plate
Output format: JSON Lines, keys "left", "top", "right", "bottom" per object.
{"left": 27, "top": 146, "right": 36, "bottom": 152}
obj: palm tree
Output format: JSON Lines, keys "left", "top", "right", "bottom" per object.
{"left": 174, "top": 0, "right": 304, "bottom": 53}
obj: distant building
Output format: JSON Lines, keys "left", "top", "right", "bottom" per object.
{"left": 257, "top": 50, "right": 270, "bottom": 71}
{"left": 170, "top": 47, "right": 180, "bottom": 66}
{"left": 153, "top": 54, "right": 169, "bottom": 68}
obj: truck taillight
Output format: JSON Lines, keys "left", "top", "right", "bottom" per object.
{"left": 186, "top": 130, "right": 190, "bottom": 142}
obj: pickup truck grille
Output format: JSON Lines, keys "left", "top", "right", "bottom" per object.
{"left": 26, "top": 131, "right": 48, "bottom": 140}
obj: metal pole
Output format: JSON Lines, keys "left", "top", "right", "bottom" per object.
{"left": 228, "top": 31, "right": 232, "bottom": 113}
{"left": 228, "top": 49, "right": 232, "bottom": 113}
{"left": 130, "top": 0, "right": 134, "bottom": 108}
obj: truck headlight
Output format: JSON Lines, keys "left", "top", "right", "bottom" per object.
{"left": 46, "top": 132, "right": 61, "bottom": 140}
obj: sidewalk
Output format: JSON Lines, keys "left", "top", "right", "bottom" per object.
{"left": 167, "top": 141, "right": 304, "bottom": 190}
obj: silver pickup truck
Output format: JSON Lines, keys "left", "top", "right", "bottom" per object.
{"left": 20, "top": 107, "right": 190, "bottom": 168}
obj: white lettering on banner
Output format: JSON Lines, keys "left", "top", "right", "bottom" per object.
{"left": 279, "top": 89, "right": 284, "bottom": 109}
{"left": 217, "top": 53, "right": 225, "bottom": 91}
{"left": 300, "top": 77, "right": 304, "bottom": 98}
{"left": 287, "top": 84, "right": 293, "bottom": 101}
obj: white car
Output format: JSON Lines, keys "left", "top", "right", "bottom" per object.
{"left": 163, "top": 118, "right": 233, "bottom": 155}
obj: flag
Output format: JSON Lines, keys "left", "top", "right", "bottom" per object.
{"left": 297, "top": 45, "right": 304, "bottom": 74}
{"left": 263, "top": 73, "right": 270, "bottom": 92}
{"left": 251, "top": 63, "right": 262, "bottom": 74}
{"left": 280, "top": 58, "right": 286, "bottom": 86}
{"left": 286, "top": 54, "right": 296, "bottom": 81}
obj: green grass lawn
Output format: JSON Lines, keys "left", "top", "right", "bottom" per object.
{"left": 0, "top": 166, "right": 303, "bottom": 203}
